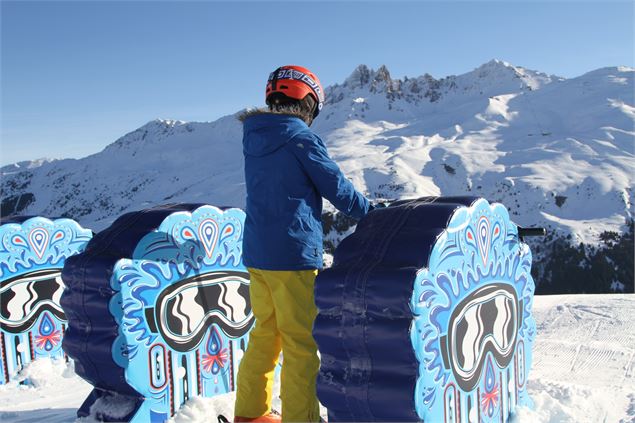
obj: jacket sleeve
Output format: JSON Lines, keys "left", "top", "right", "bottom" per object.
{"left": 289, "top": 132, "right": 373, "bottom": 220}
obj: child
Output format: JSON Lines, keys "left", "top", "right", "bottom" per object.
{"left": 234, "top": 65, "right": 373, "bottom": 423}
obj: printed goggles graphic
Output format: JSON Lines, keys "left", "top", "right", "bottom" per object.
{"left": 440, "top": 283, "right": 522, "bottom": 391}
{"left": 1, "top": 269, "right": 66, "bottom": 333}
{"left": 144, "top": 270, "right": 253, "bottom": 351}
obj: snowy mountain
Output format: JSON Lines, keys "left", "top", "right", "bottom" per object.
{"left": 315, "top": 61, "right": 633, "bottom": 243}
{"left": 0, "top": 158, "right": 57, "bottom": 176}
{"left": 1, "top": 60, "right": 633, "bottom": 290}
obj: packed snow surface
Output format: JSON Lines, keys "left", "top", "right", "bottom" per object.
{"left": 0, "top": 294, "right": 633, "bottom": 422}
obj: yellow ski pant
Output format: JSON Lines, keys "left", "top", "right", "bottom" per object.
{"left": 234, "top": 267, "right": 321, "bottom": 422}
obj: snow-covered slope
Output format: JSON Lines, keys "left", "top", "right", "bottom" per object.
{"left": 1, "top": 116, "right": 245, "bottom": 227}
{"left": 1, "top": 60, "right": 633, "bottom": 245}
{"left": 313, "top": 62, "right": 634, "bottom": 245}
{"left": 1, "top": 294, "right": 633, "bottom": 423}
{"left": 0, "top": 158, "right": 57, "bottom": 176}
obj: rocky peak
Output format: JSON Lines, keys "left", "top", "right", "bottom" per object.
{"left": 473, "top": 59, "right": 521, "bottom": 78}
{"left": 345, "top": 65, "right": 372, "bottom": 88}
{"left": 374, "top": 65, "right": 392, "bottom": 84}
{"left": 344, "top": 64, "right": 394, "bottom": 90}
{"left": 467, "top": 59, "right": 559, "bottom": 91}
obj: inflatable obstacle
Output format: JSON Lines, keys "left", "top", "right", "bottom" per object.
{"left": 61, "top": 204, "right": 253, "bottom": 422}
{"left": 0, "top": 216, "right": 92, "bottom": 384}
{"left": 314, "top": 197, "right": 537, "bottom": 422}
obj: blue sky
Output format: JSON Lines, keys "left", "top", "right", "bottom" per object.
{"left": 1, "top": 1, "right": 633, "bottom": 165}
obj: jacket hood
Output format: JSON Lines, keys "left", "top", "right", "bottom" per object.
{"left": 242, "top": 112, "right": 309, "bottom": 157}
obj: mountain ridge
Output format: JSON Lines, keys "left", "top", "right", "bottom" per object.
{"left": 2, "top": 60, "right": 633, "bottom": 255}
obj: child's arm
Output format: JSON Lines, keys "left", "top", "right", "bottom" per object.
{"left": 289, "top": 132, "right": 372, "bottom": 219}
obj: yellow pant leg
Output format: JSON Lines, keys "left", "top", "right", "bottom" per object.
{"left": 266, "top": 269, "right": 321, "bottom": 423}
{"left": 234, "top": 268, "right": 282, "bottom": 418}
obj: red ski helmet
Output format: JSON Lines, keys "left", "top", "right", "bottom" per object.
{"left": 266, "top": 65, "right": 325, "bottom": 118}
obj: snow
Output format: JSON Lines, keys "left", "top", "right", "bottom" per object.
{"left": 512, "top": 295, "right": 635, "bottom": 423}
{"left": 1, "top": 294, "right": 633, "bottom": 422}
{"left": 1, "top": 61, "right": 632, "bottom": 249}
{"left": 612, "top": 280, "right": 626, "bottom": 292}
{"left": 0, "top": 359, "right": 92, "bottom": 423}
{"left": 0, "top": 158, "right": 57, "bottom": 176}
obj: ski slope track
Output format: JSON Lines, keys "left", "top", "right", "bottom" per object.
{"left": 1, "top": 60, "right": 633, "bottom": 248}
{"left": 0, "top": 294, "right": 632, "bottom": 422}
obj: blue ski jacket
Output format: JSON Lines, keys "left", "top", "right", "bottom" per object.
{"left": 242, "top": 113, "right": 372, "bottom": 270}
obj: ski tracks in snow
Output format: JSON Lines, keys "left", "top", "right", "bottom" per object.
{"left": 517, "top": 294, "right": 635, "bottom": 422}
{"left": 0, "top": 295, "right": 633, "bottom": 422}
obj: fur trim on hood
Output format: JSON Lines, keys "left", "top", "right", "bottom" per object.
{"left": 237, "top": 107, "right": 305, "bottom": 122}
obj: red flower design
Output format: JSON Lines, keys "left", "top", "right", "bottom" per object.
{"left": 202, "top": 348, "right": 228, "bottom": 373}
{"left": 35, "top": 330, "right": 61, "bottom": 350}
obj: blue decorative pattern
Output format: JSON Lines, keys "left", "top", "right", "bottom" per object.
{"left": 313, "top": 197, "right": 536, "bottom": 422}
{"left": 61, "top": 205, "right": 253, "bottom": 423}
{"left": 411, "top": 199, "right": 535, "bottom": 422}
{"left": 0, "top": 216, "right": 92, "bottom": 384}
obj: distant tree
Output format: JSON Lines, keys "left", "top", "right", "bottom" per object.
{"left": 534, "top": 220, "right": 634, "bottom": 294}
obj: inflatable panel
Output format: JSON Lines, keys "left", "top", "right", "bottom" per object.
{"left": 0, "top": 216, "right": 92, "bottom": 384}
{"left": 314, "top": 197, "right": 536, "bottom": 422}
{"left": 61, "top": 204, "right": 253, "bottom": 422}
